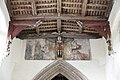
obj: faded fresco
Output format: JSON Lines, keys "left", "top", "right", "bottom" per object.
{"left": 25, "top": 39, "right": 91, "bottom": 60}
{"left": 25, "top": 39, "right": 56, "bottom": 60}
{"left": 64, "top": 39, "right": 90, "bottom": 60}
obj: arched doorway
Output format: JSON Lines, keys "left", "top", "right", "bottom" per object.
{"left": 51, "top": 73, "right": 68, "bottom": 80}
{"left": 33, "top": 60, "right": 88, "bottom": 80}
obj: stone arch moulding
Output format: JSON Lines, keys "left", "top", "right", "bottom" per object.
{"left": 33, "top": 60, "right": 88, "bottom": 80}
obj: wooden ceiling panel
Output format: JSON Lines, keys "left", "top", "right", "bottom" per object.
{"left": 7, "top": 0, "right": 112, "bottom": 20}
{"left": 9, "top": 0, "right": 32, "bottom": 17}
{"left": 7, "top": 0, "right": 112, "bottom": 39}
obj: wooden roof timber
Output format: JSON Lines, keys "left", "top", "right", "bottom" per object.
{"left": 8, "top": 20, "right": 110, "bottom": 39}
{"left": 12, "top": 15, "right": 107, "bottom": 21}
{"left": 9, "top": 20, "right": 108, "bottom": 26}
{"left": 7, "top": 0, "right": 112, "bottom": 40}
{"left": 16, "top": 33, "right": 101, "bottom": 39}
{"left": 7, "top": 0, "right": 113, "bottom": 20}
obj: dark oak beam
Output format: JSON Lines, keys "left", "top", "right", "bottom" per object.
{"left": 62, "top": 2, "right": 82, "bottom": 5}
{"left": 12, "top": 15, "right": 107, "bottom": 21}
{"left": 57, "top": 0, "right": 61, "bottom": 13}
{"left": 31, "top": 0, "right": 37, "bottom": 16}
{"left": 36, "top": 3, "right": 57, "bottom": 6}
{"left": 9, "top": 20, "right": 110, "bottom": 39}
{"left": 62, "top": 33, "right": 101, "bottom": 39}
{"left": 17, "top": 33, "right": 101, "bottom": 39}
{"left": 82, "top": 0, "right": 87, "bottom": 16}
{"left": 57, "top": 0, "right": 62, "bottom": 32}
{"left": 10, "top": 20, "right": 108, "bottom": 26}
{"left": 9, "top": 20, "right": 38, "bottom": 26}
{"left": 57, "top": 19, "right": 61, "bottom": 32}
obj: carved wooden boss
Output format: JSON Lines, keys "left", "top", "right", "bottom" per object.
{"left": 7, "top": 0, "right": 113, "bottom": 40}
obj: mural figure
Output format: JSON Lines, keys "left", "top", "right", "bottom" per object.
{"left": 71, "top": 40, "right": 82, "bottom": 59}
{"left": 34, "top": 41, "right": 43, "bottom": 60}
{"left": 25, "top": 40, "right": 33, "bottom": 60}
{"left": 64, "top": 39, "right": 90, "bottom": 60}
{"left": 56, "top": 36, "right": 63, "bottom": 58}
{"left": 25, "top": 39, "right": 90, "bottom": 60}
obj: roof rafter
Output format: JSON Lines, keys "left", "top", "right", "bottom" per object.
{"left": 57, "top": 0, "right": 62, "bottom": 32}
{"left": 82, "top": 0, "right": 87, "bottom": 16}
{"left": 12, "top": 15, "right": 107, "bottom": 21}
{"left": 31, "top": 0, "right": 37, "bottom": 16}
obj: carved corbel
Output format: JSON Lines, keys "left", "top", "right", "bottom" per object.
{"left": 106, "top": 35, "right": 116, "bottom": 56}
{"left": 6, "top": 20, "right": 42, "bottom": 56}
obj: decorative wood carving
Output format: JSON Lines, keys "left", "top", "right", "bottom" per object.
{"left": 8, "top": 19, "right": 110, "bottom": 39}
{"left": 7, "top": 0, "right": 112, "bottom": 39}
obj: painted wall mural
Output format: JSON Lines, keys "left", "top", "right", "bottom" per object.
{"left": 25, "top": 39, "right": 91, "bottom": 60}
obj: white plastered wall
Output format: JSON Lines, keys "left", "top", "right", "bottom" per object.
{"left": 67, "top": 39, "right": 107, "bottom": 80}
{"left": 107, "top": 0, "right": 120, "bottom": 80}
{"left": 11, "top": 38, "right": 106, "bottom": 80}
{"left": 0, "top": 0, "right": 13, "bottom": 80}
{"left": 0, "top": 0, "right": 10, "bottom": 64}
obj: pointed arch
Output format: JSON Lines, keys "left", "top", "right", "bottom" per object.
{"left": 33, "top": 60, "right": 88, "bottom": 80}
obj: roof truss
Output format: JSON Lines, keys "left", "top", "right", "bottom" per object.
{"left": 6, "top": 0, "right": 112, "bottom": 40}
